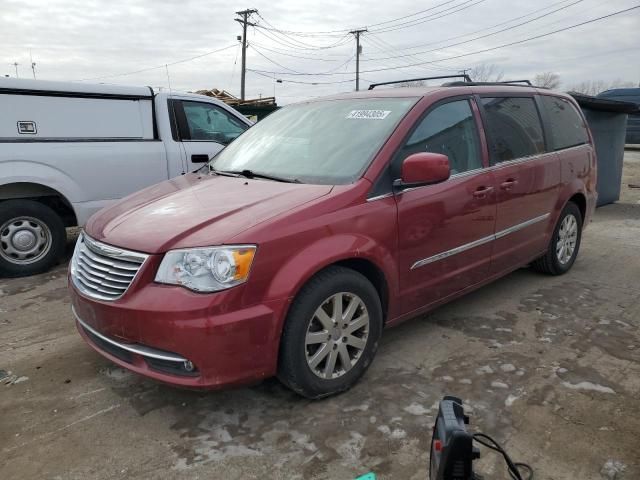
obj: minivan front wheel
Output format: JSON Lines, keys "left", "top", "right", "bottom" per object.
{"left": 532, "top": 201, "right": 583, "bottom": 275}
{"left": 0, "top": 200, "right": 66, "bottom": 278}
{"left": 278, "top": 266, "right": 382, "bottom": 399}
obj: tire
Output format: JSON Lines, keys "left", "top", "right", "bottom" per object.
{"left": 278, "top": 266, "right": 383, "bottom": 399}
{"left": 0, "top": 200, "right": 66, "bottom": 278}
{"left": 531, "top": 201, "right": 582, "bottom": 275}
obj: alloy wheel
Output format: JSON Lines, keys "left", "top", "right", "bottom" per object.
{"left": 556, "top": 213, "right": 578, "bottom": 265}
{"left": 305, "top": 292, "right": 370, "bottom": 380}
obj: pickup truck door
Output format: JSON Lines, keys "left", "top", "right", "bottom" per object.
{"left": 171, "top": 99, "right": 250, "bottom": 172}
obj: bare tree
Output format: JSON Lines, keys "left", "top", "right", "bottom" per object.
{"left": 393, "top": 80, "right": 427, "bottom": 88}
{"left": 534, "top": 72, "right": 561, "bottom": 89}
{"left": 569, "top": 79, "right": 636, "bottom": 96}
{"left": 469, "top": 63, "right": 504, "bottom": 82}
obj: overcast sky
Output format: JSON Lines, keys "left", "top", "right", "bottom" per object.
{"left": 1, "top": 0, "right": 638, "bottom": 103}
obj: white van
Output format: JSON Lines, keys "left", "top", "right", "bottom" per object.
{"left": 0, "top": 78, "right": 252, "bottom": 277}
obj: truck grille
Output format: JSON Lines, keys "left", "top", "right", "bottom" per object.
{"left": 70, "top": 233, "right": 148, "bottom": 301}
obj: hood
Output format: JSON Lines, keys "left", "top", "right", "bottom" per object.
{"left": 86, "top": 173, "right": 333, "bottom": 253}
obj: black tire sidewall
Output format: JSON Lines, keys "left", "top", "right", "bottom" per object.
{"left": 549, "top": 202, "right": 583, "bottom": 274}
{"left": 0, "top": 200, "right": 66, "bottom": 278}
{"left": 278, "top": 267, "right": 383, "bottom": 398}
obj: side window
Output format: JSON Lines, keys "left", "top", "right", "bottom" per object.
{"left": 181, "top": 101, "right": 247, "bottom": 144}
{"left": 480, "top": 97, "right": 545, "bottom": 163}
{"left": 540, "top": 96, "right": 589, "bottom": 150}
{"left": 394, "top": 99, "right": 482, "bottom": 178}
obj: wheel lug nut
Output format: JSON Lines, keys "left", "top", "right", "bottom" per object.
{"left": 342, "top": 337, "right": 347, "bottom": 342}
{"left": 333, "top": 344, "right": 338, "bottom": 350}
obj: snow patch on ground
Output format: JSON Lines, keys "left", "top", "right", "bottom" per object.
{"left": 404, "top": 403, "right": 430, "bottom": 416}
{"left": 500, "top": 363, "right": 516, "bottom": 372}
{"left": 475, "top": 365, "right": 494, "bottom": 375}
{"left": 490, "top": 381, "right": 509, "bottom": 389}
{"left": 600, "top": 459, "right": 626, "bottom": 479}
{"left": 562, "top": 381, "right": 615, "bottom": 394}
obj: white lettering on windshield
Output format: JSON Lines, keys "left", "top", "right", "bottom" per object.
{"left": 346, "top": 110, "right": 391, "bottom": 120}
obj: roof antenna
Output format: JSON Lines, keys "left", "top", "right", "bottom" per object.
{"left": 165, "top": 64, "right": 172, "bottom": 94}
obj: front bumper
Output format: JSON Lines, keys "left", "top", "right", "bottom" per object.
{"left": 70, "top": 279, "right": 289, "bottom": 389}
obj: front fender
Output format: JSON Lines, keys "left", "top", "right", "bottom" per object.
{"left": 265, "top": 233, "right": 399, "bottom": 305}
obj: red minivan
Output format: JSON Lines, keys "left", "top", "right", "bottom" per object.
{"left": 69, "top": 84, "right": 597, "bottom": 398}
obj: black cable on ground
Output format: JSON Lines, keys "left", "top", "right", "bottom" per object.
{"left": 473, "top": 433, "right": 534, "bottom": 480}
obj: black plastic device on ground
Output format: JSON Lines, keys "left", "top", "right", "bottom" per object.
{"left": 429, "top": 396, "right": 533, "bottom": 480}
{"left": 429, "top": 395, "right": 480, "bottom": 480}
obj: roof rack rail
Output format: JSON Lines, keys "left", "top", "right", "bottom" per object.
{"left": 368, "top": 74, "right": 472, "bottom": 90}
{"left": 497, "top": 79, "right": 533, "bottom": 86}
{"left": 443, "top": 80, "right": 536, "bottom": 87}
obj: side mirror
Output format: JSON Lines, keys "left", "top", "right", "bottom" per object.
{"left": 394, "top": 152, "right": 450, "bottom": 191}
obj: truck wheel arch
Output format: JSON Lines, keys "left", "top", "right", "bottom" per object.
{"left": 0, "top": 182, "right": 78, "bottom": 227}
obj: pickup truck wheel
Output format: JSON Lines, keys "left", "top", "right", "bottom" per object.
{"left": 531, "top": 201, "right": 582, "bottom": 275}
{"left": 0, "top": 200, "right": 66, "bottom": 278}
{"left": 278, "top": 266, "right": 382, "bottom": 399}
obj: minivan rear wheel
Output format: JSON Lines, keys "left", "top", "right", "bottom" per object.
{"left": 278, "top": 266, "right": 382, "bottom": 399}
{"left": 0, "top": 200, "right": 66, "bottom": 278}
{"left": 531, "top": 201, "right": 582, "bottom": 275}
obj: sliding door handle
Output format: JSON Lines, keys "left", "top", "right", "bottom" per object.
{"left": 473, "top": 186, "right": 494, "bottom": 198}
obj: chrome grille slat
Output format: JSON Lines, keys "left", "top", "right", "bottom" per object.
{"left": 79, "top": 246, "right": 140, "bottom": 271}
{"left": 75, "top": 267, "right": 128, "bottom": 291}
{"left": 77, "top": 254, "right": 135, "bottom": 280}
{"left": 76, "top": 260, "right": 132, "bottom": 284}
{"left": 74, "top": 273, "right": 124, "bottom": 295}
{"left": 70, "top": 233, "right": 148, "bottom": 301}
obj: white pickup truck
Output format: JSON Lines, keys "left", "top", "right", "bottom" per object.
{"left": 0, "top": 78, "right": 252, "bottom": 277}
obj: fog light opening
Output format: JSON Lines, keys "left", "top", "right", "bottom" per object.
{"left": 183, "top": 360, "right": 195, "bottom": 372}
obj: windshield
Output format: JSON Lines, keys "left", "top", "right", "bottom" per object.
{"left": 210, "top": 97, "right": 418, "bottom": 184}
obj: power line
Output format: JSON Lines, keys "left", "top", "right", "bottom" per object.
{"left": 248, "top": 69, "right": 354, "bottom": 85}
{"left": 373, "top": 0, "right": 577, "bottom": 54}
{"left": 249, "top": 42, "right": 347, "bottom": 62}
{"left": 250, "top": 44, "right": 355, "bottom": 75}
{"left": 77, "top": 44, "right": 238, "bottom": 81}
{"left": 247, "top": 0, "right": 470, "bottom": 36}
{"left": 363, "top": 0, "right": 585, "bottom": 61}
{"left": 248, "top": 5, "right": 640, "bottom": 76}
{"left": 368, "top": 0, "right": 487, "bottom": 34}
{"left": 358, "top": 4, "right": 640, "bottom": 74}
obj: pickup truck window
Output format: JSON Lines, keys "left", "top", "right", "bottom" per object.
{"left": 181, "top": 101, "right": 247, "bottom": 144}
{"left": 481, "top": 97, "right": 545, "bottom": 163}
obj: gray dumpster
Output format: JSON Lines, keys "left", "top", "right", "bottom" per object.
{"left": 570, "top": 93, "right": 639, "bottom": 206}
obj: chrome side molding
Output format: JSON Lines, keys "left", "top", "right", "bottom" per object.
{"left": 410, "top": 213, "right": 550, "bottom": 270}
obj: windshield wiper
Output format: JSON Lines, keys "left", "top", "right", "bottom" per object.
{"left": 223, "top": 169, "right": 301, "bottom": 183}
{"left": 208, "top": 165, "right": 242, "bottom": 178}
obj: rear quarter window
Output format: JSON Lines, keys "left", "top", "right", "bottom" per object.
{"left": 480, "top": 97, "right": 545, "bottom": 163}
{"left": 540, "top": 96, "right": 589, "bottom": 151}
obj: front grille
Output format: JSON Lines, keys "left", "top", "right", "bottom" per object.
{"left": 71, "top": 233, "right": 148, "bottom": 301}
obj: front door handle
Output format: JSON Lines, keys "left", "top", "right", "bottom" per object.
{"left": 500, "top": 178, "right": 518, "bottom": 190}
{"left": 473, "top": 186, "right": 494, "bottom": 199}
{"left": 191, "top": 154, "right": 210, "bottom": 163}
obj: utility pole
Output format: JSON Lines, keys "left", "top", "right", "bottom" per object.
{"left": 350, "top": 29, "right": 367, "bottom": 91}
{"left": 235, "top": 8, "right": 257, "bottom": 101}
{"left": 12, "top": 62, "right": 19, "bottom": 78}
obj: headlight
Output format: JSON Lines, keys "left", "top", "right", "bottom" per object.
{"left": 155, "top": 245, "right": 256, "bottom": 292}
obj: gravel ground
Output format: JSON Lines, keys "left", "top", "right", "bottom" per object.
{"left": 1, "top": 151, "right": 639, "bottom": 480}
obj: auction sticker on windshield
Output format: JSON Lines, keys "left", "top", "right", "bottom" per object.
{"left": 346, "top": 110, "right": 391, "bottom": 120}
